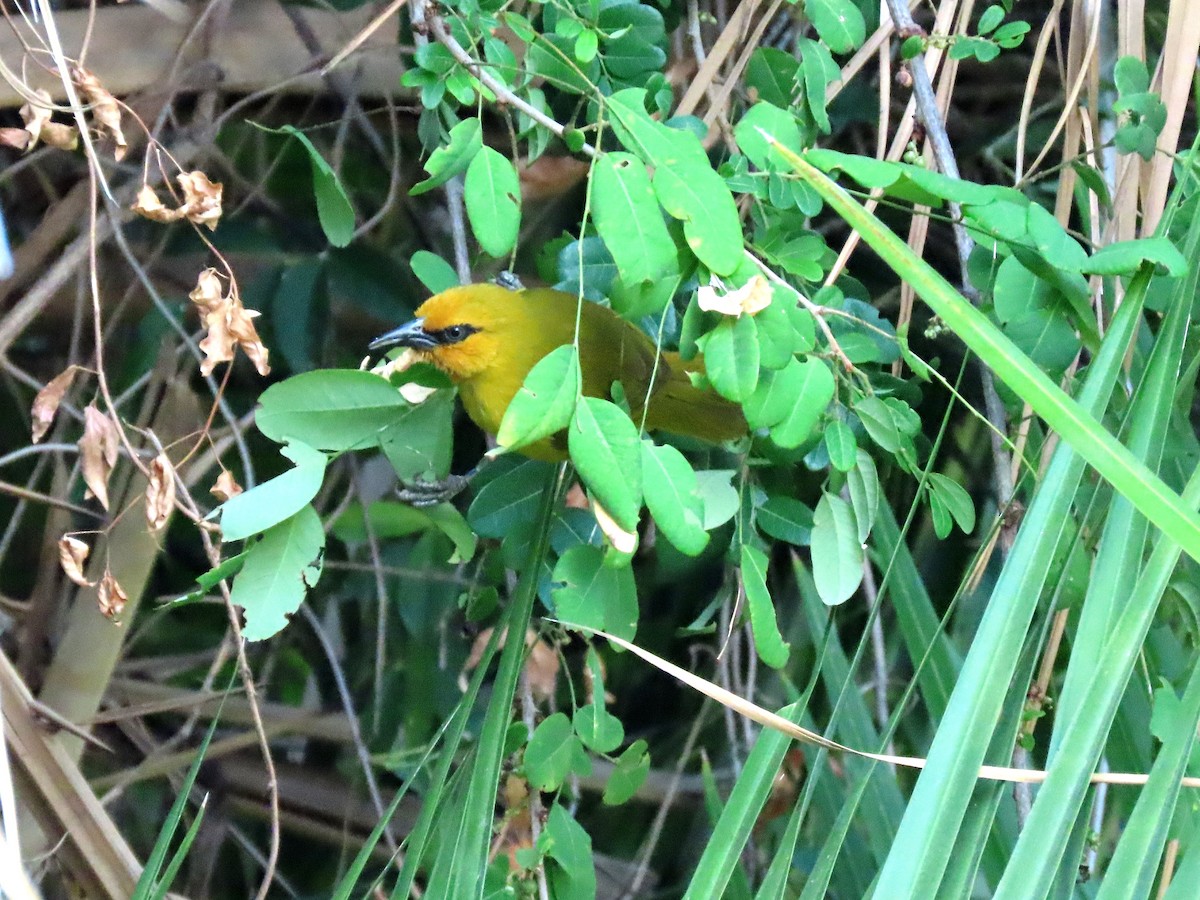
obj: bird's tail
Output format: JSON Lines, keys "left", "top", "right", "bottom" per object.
{"left": 642, "top": 352, "right": 747, "bottom": 444}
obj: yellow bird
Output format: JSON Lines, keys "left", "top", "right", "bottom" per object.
{"left": 370, "top": 282, "right": 745, "bottom": 467}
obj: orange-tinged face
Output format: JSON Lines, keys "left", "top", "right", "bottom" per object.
{"left": 369, "top": 285, "right": 518, "bottom": 383}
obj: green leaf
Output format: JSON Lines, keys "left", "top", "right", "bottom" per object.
{"left": 753, "top": 296, "right": 798, "bottom": 369}
{"left": 527, "top": 34, "right": 599, "bottom": 94}
{"left": 1114, "top": 55, "right": 1150, "bottom": 94}
{"left": 769, "top": 356, "right": 835, "bottom": 448}
{"left": 270, "top": 260, "right": 324, "bottom": 372}
{"left": 741, "top": 545, "right": 790, "bottom": 667}
{"left": 1082, "top": 237, "right": 1187, "bottom": 277}
{"left": 591, "top": 152, "right": 678, "bottom": 285}
{"left": 255, "top": 369, "right": 406, "bottom": 452}
{"left": 855, "top": 394, "right": 900, "bottom": 452}
{"left": 410, "top": 117, "right": 483, "bottom": 196}
{"left": 468, "top": 458, "right": 556, "bottom": 538}
{"left": 926, "top": 472, "right": 976, "bottom": 536}
{"left": 420, "top": 503, "right": 478, "bottom": 563}
{"left": 977, "top": 4, "right": 1005, "bottom": 35}
{"left": 543, "top": 804, "right": 597, "bottom": 900}
{"left": 575, "top": 28, "right": 598, "bottom": 63}
{"left": 569, "top": 397, "right": 643, "bottom": 532}
{"left": 735, "top": 103, "right": 804, "bottom": 170}
{"left": 169, "top": 551, "right": 250, "bottom": 606}
{"left": 824, "top": 419, "right": 857, "bottom": 471}
{"left": 701, "top": 314, "right": 760, "bottom": 402}
{"left": 265, "top": 124, "right": 355, "bottom": 247}
{"left": 992, "top": 20, "right": 1030, "bottom": 47}
{"left": 847, "top": 449, "right": 879, "bottom": 542}
{"left": 744, "top": 355, "right": 806, "bottom": 428}
{"left": 798, "top": 37, "right": 837, "bottom": 133}
{"left": 497, "top": 345, "right": 581, "bottom": 451}
{"left": 603, "top": 739, "right": 650, "bottom": 805}
{"left": 464, "top": 146, "right": 521, "bottom": 258}
{"left": 552, "top": 544, "right": 638, "bottom": 641}
{"left": 408, "top": 248, "right": 453, "bottom": 294}
{"left": 377, "top": 390, "right": 454, "bottom": 482}
{"left": 745, "top": 48, "right": 800, "bottom": 108}
{"left": 606, "top": 91, "right": 743, "bottom": 274}
{"left": 573, "top": 703, "right": 624, "bottom": 753}
{"left": 695, "top": 470, "right": 740, "bottom": 530}
{"left": 640, "top": 442, "right": 709, "bottom": 555}
{"left": 216, "top": 441, "right": 327, "bottom": 542}
{"left": 811, "top": 491, "right": 863, "bottom": 605}
{"left": 230, "top": 505, "right": 325, "bottom": 640}
{"left": 525, "top": 713, "right": 591, "bottom": 791}
{"left": 805, "top": 0, "right": 866, "bottom": 53}
{"left": 755, "top": 495, "right": 814, "bottom": 545}
{"left": 652, "top": 151, "right": 744, "bottom": 275}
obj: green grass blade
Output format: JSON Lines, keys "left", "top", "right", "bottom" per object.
{"left": 423, "top": 465, "right": 563, "bottom": 898}
{"left": 857, "top": 283, "right": 1145, "bottom": 894}
{"left": 787, "top": 151, "right": 1200, "bottom": 564}
{"left": 148, "top": 796, "right": 208, "bottom": 900}
{"left": 993, "top": 466, "right": 1200, "bottom": 895}
{"left": 1094, "top": 663, "right": 1200, "bottom": 899}
{"left": 1054, "top": 201, "right": 1200, "bottom": 751}
{"left": 131, "top": 681, "right": 230, "bottom": 899}
{"left": 390, "top": 626, "right": 507, "bottom": 896}
{"left": 681, "top": 700, "right": 807, "bottom": 900}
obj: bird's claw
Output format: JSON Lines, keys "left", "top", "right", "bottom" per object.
{"left": 395, "top": 473, "right": 473, "bottom": 507}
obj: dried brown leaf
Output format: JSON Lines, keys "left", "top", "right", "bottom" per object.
{"left": 176, "top": 170, "right": 223, "bottom": 230}
{"left": 97, "top": 569, "right": 127, "bottom": 619}
{"left": 211, "top": 469, "right": 243, "bottom": 502}
{"left": 131, "top": 184, "right": 184, "bottom": 223}
{"left": 524, "top": 632, "right": 560, "bottom": 703}
{"left": 31, "top": 365, "right": 80, "bottom": 443}
{"left": 190, "top": 269, "right": 270, "bottom": 377}
{"left": 145, "top": 452, "right": 176, "bottom": 531}
{"left": 80, "top": 403, "right": 119, "bottom": 510}
{"left": 459, "top": 628, "right": 559, "bottom": 701}
{"left": 189, "top": 267, "right": 225, "bottom": 312}
{"left": 72, "top": 67, "right": 126, "bottom": 160}
{"left": 58, "top": 535, "right": 93, "bottom": 587}
{"left": 18, "top": 89, "right": 53, "bottom": 146}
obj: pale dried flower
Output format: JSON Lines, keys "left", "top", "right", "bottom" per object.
{"left": 697, "top": 274, "right": 773, "bottom": 317}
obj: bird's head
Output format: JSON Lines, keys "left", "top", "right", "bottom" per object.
{"left": 369, "top": 284, "right": 516, "bottom": 382}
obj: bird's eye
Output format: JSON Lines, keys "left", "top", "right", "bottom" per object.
{"left": 445, "top": 325, "right": 465, "bottom": 341}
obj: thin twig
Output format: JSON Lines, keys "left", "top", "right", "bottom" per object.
{"left": 299, "top": 605, "right": 399, "bottom": 854}
{"left": 445, "top": 175, "right": 471, "bottom": 282}
{"left": 424, "top": 8, "right": 597, "bottom": 158}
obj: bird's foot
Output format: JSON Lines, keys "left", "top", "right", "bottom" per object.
{"left": 395, "top": 472, "right": 474, "bottom": 507}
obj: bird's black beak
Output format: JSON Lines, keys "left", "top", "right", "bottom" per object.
{"left": 369, "top": 318, "right": 438, "bottom": 352}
